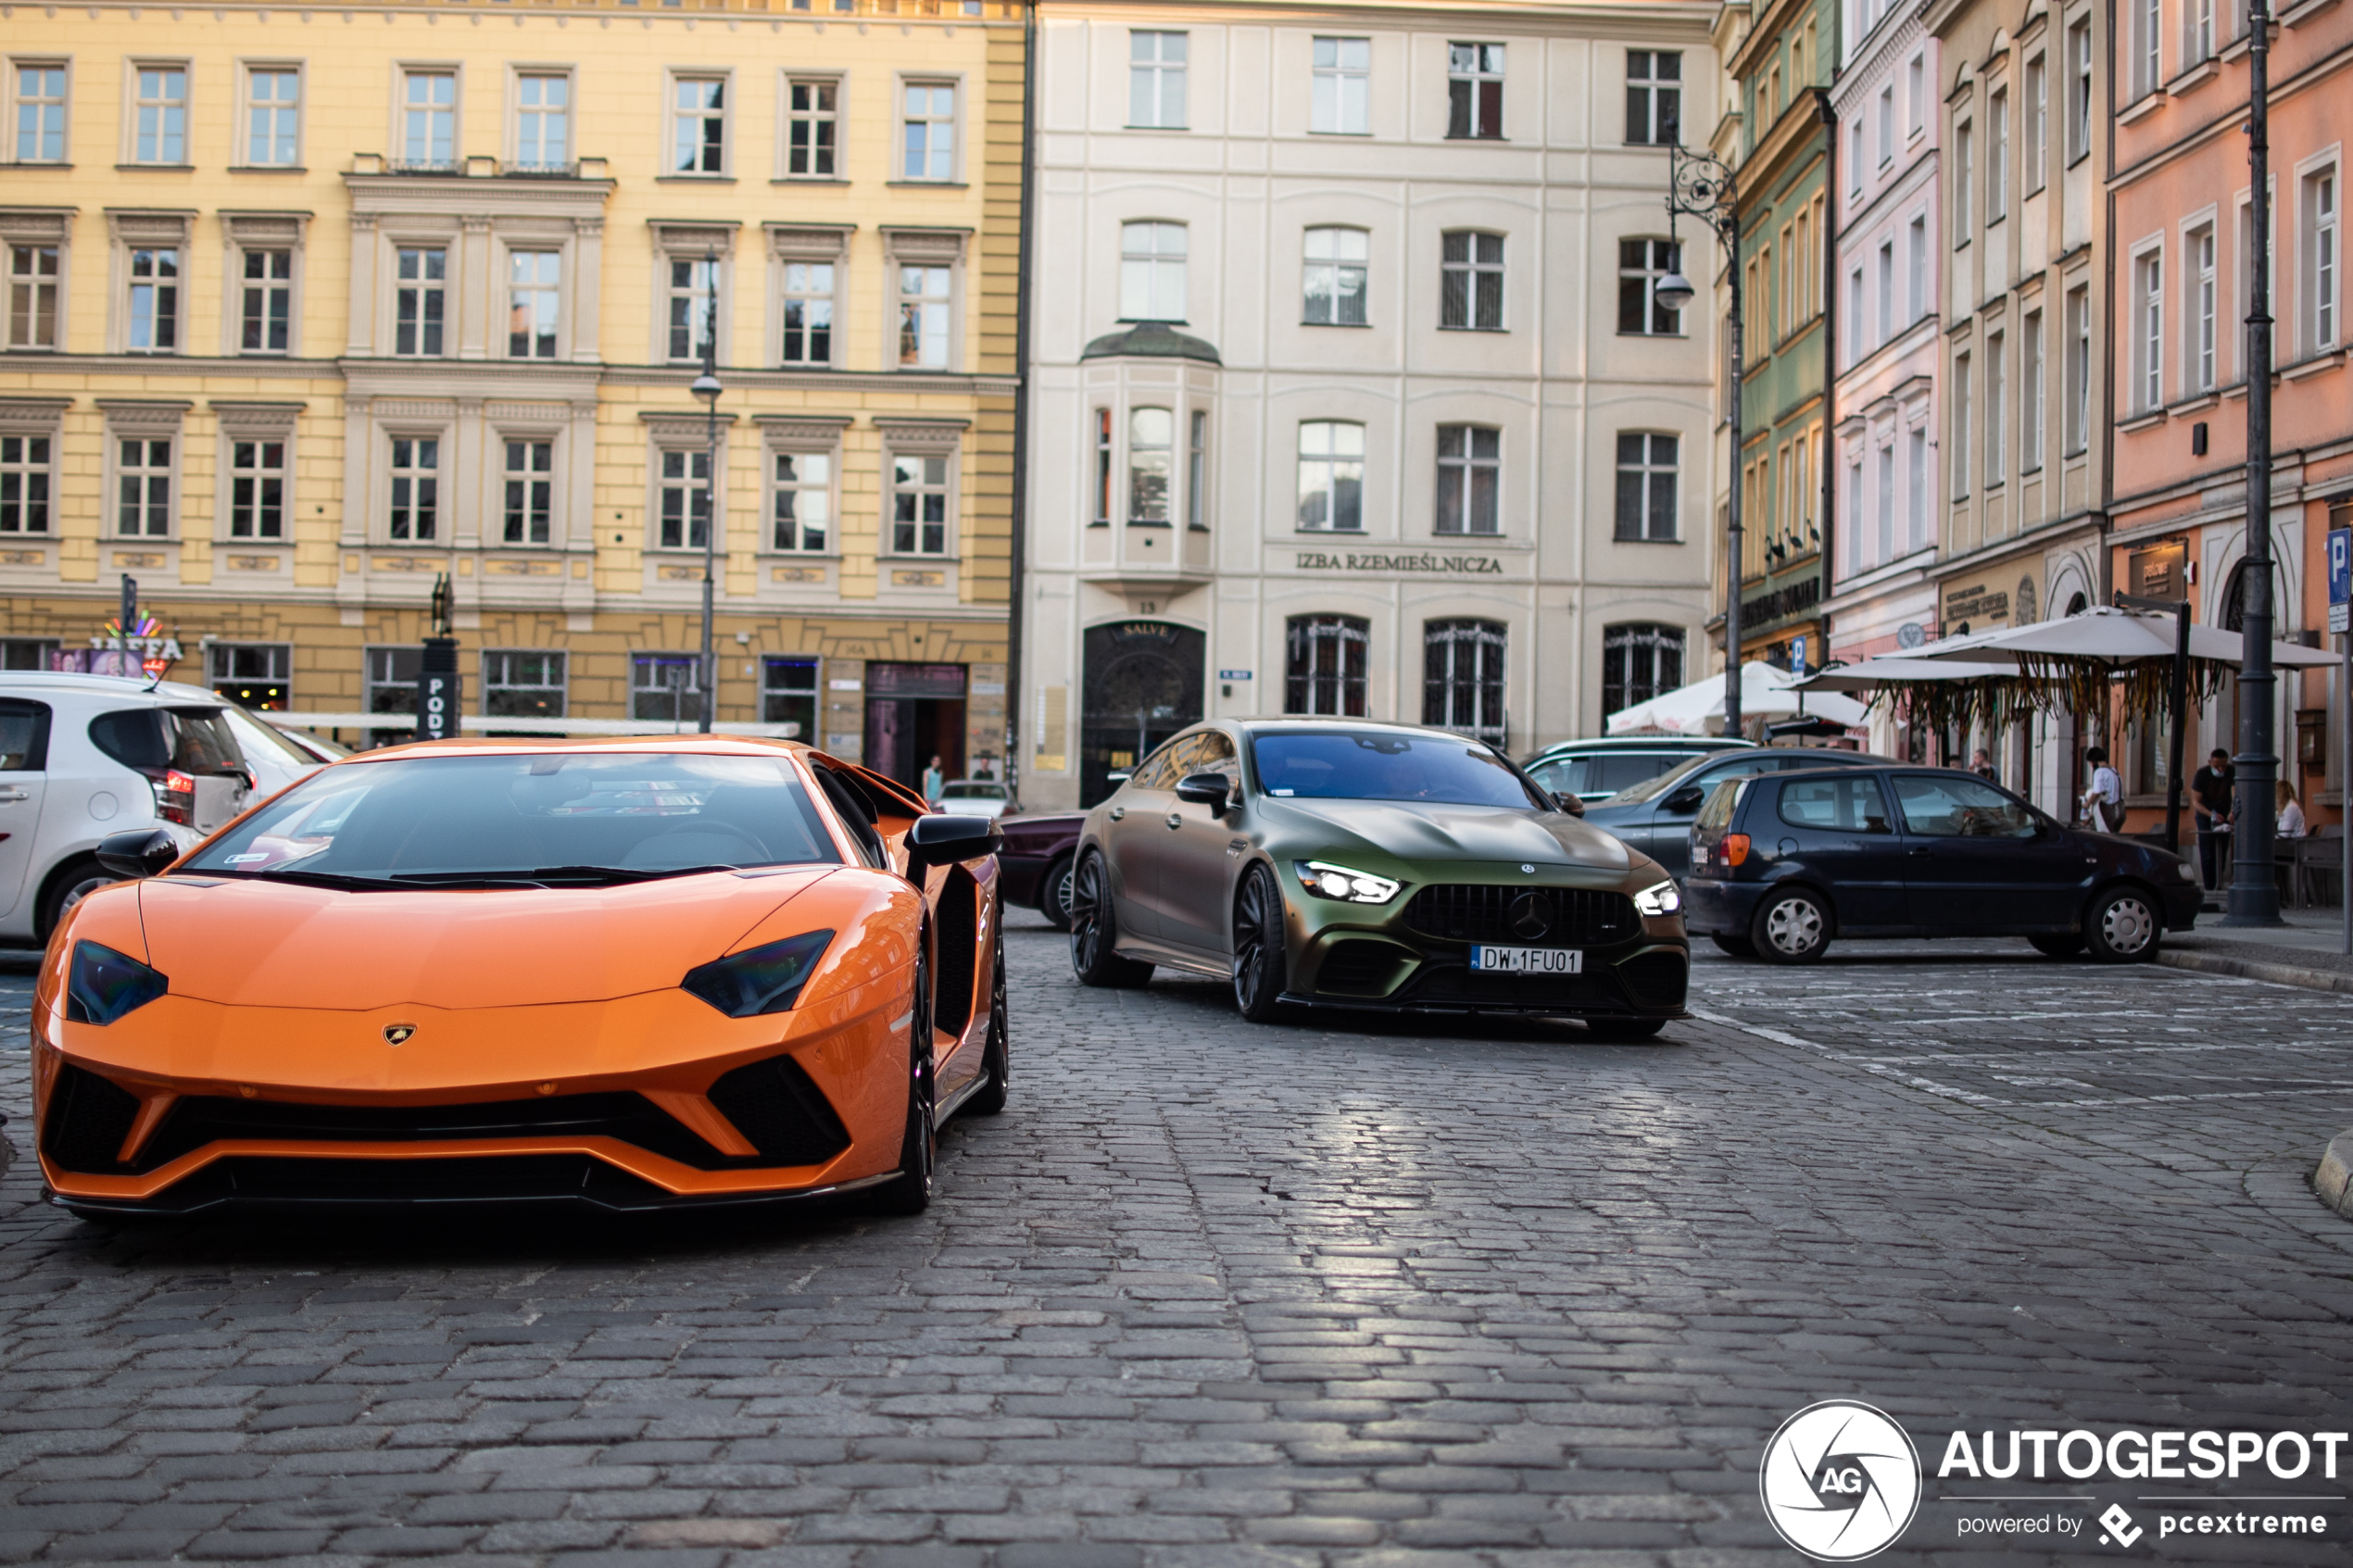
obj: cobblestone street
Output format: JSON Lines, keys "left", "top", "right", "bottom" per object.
{"left": 3, "top": 920, "right": 2351, "bottom": 1566}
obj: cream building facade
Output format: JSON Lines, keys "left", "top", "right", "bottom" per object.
{"left": 0, "top": 0, "right": 1020, "bottom": 793}
{"left": 1018, "top": 0, "right": 1721, "bottom": 809}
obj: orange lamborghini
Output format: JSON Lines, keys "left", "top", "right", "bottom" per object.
{"left": 31, "top": 737, "right": 1009, "bottom": 1220}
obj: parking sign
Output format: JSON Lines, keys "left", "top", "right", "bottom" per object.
{"left": 2330, "top": 528, "right": 2350, "bottom": 634}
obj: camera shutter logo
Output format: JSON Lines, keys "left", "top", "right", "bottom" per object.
{"left": 1759, "top": 1400, "right": 1921, "bottom": 1561}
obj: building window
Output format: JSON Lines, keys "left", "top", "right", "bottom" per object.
{"left": 1849, "top": 121, "right": 1865, "bottom": 200}
{"left": 2065, "top": 284, "right": 2090, "bottom": 453}
{"left": 1602, "top": 623, "right": 1682, "bottom": 720}
{"left": 1440, "top": 231, "right": 1504, "bottom": 330}
{"left": 14, "top": 64, "right": 67, "bottom": 162}
{"left": 7, "top": 245, "right": 58, "bottom": 349}
{"left": 1310, "top": 37, "right": 1370, "bottom": 134}
{"left": 1847, "top": 268, "right": 1866, "bottom": 362}
{"left": 2136, "top": 0, "right": 2161, "bottom": 97}
{"left": 658, "top": 448, "right": 711, "bottom": 549}
{"left": 1907, "top": 216, "right": 1926, "bottom": 321}
{"left": 1986, "top": 331, "right": 2007, "bottom": 484}
{"left": 632, "top": 654, "right": 704, "bottom": 725}
{"left": 2190, "top": 0, "right": 2215, "bottom": 63}
{"left": 1877, "top": 242, "right": 1894, "bottom": 347}
{"left": 2190, "top": 225, "right": 2216, "bottom": 390}
{"left": 515, "top": 72, "right": 569, "bottom": 170}
{"left": 1295, "top": 421, "right": 1364, "bottom": 533}
{"left": 246, "top": 68, "right": 300, "bottom": 166}
{"left": 2309, "top": 169, "right": 2338, "bottom": 351}
{"left": 786, "top": 80, "right": 838, "bottom": 176}
{"left": 1120, "top": 221, "right": 1187, "bottom": 321}
{"left": 366, "top": 646, "right": 422, "bottom": 738}
{"left": 1435, "top": 425, "right": 1499, "bottom": 535}
{"left": 2025, "top": 56, "right": 2046, "bottom": 191}
{"left": 500, "top": 439, "right": 552, "bottom": 545}
{"left": 1626, "top": 50, "right": 1680, "bottom": 145}
{"left": 1302, "top": 226, "right": 1368, "bottom": 326}
{"left": 116, "top": 437, "right": 170, "bottom": 537}
{"left": 1873, "top": 444, "right": 1894, "bottom": 563}
{"left": 227, "top": 439, "right": 284, "bottom": 539}
{"left": 400, "top": 69, "right": 456, "bottom": 169}
{"left": 772, "top": 450, "right": 829, "bottom": 551}
{"left": 1286, "top": 614, "right": 1369, "bottom": 717}
{"left": 1954, "top": 121, "right": 1973, "bottom": 247}
{"left": 0, "top": 436, "right": 52, "bottom": 533}
{"left": 1877, "top": 85, "right": 1894, "bottom": 166}
{"left": 1617, "top": 238, "right": 1682, "bottom": 335}
{"left": 781, "top": 259, "right": 834, "bottom": 364}
{"left": 890, "top": 452, "right": 950, "bottom": 555}
{"left": 669, "top": 255, "right": 718, "bottom": 363}
{"left": 897, "top": 262, "right": 952, "bottom": 368}
{"left": 1447, "top": 43, "right": 1504, "bottom": 139}
{"left": 508, "top": 250, "right": 560, "bottom": 359}
{"left": 241, "top": 249, "right": 292, "bottom": 355}
{"left": 389, "top": 437, "right": 437, "bottom": 541}
{"left": 764, "top": 658, "right": 818, "bottom": 737}
{"left": 1423, "top": 619, "right": 1506, "bottom": 744}
{"left": 1128, "top": 408, "right": 1172, "bottom": 524}
{"left": 1614, "top": 433, "right": 1678, "bottom": 541}
{"left": 484, "top": 651, "right": 565, "bottom": 719}
{"left": 2023, "top": 308, "right": 2045, "bottom": 470}
{"left": 1951, "top": 352, "right": 1972, "bottom": 497}
{"left": 673, "top": 75, "right": 726, "bottom": 174}
{"left": 395, "top": 247, "right": 446, "bottom": 358}
{"left": 209, "top": 644, "right": 290, "bottom": 709}
{"left": 125, "top": 247, "right": 179, "bottom": 353}
{"left": 1189, "top": 409, "right": 1208, "bottom": 529}
{"left": 2067, "top": 20, "right": 2091, "bottom": 163}
{"left": 132, "top": 65, "right": 186, "bottom": 164}
{"left": 1129, "top": 31, "right": 1187, "bottom": 129}
{"left": 1907, "top": 427, "right": 1927, "bottom": 548}
{"left": 2136, "top": 249, "right": 2163, "bottom": 409}
{"left": 901, "top": 81, "right": 957, "bottom": 180}
{"left": 1988, "top": 89, "right": 2008, "bottom": 224}
{"left": 1092, "top": 408, "right": 1112, "bottom": 524}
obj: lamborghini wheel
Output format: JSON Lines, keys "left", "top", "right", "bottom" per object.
{"left": 963, "top": 932, "right": 1009, "bottom": 1118}
{"left": 1070, "top": 850, "right": 1152, "bottom": 988}
{"left": 1232, "top": 864, "right": 1287, "bottom": 1023}
{"left": 869, "top": 940, "right": 937, "bottom": 1216}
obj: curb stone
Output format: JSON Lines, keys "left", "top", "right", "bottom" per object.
{"left": 2157, "top": 948, "right": 2353, "bottom": 995}
{"left": 2320, "top": 1132, "right": 2353, "bottom": 1221}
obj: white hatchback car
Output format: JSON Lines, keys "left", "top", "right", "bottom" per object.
{"left": 935, "top": 779, "right": 1014, "bottom": 820}
{"left": 0, "top": 672, "right": 260, "bottom": 941}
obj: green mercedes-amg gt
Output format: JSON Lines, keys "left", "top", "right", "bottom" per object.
{"left": 1066, "top": 719, "right": 1690, "bottom": 1036}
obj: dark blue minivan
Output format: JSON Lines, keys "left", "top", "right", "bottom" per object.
{"left": 1684, "top": 765, "right": 2203, "bottom": 963}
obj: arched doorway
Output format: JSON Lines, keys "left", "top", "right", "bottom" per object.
{"left": 1079, "top": 620, "right": 1204, "bottom": 807}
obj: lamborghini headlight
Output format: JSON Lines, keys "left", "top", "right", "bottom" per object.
{"left": 67, "top": 940, "right": 170, "bottom": 1026}
{"left": 1294, "top": 861, "right": 1402, "bottom": 905}
{"left": 681, "top": 930, "right": 836, "bottom": 1018}
{"left": 1633, "top": 880, "right": 1683, "bottom": 917}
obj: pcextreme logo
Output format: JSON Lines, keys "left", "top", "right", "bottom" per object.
{"left": 1760, "top": 1400, "right": 1924, "bottom": 1562}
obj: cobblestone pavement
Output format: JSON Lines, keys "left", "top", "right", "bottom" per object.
{"left": 3, "top": 922, "right": 2352, "bottom": 1568}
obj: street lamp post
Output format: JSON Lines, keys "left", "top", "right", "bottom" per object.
{"left": 2225, "top": 1, "right": 2282, "bottom": 924}
{"left": 1656, "top": 144, "right": 1744, "bottom": 738}
{"left": 689, "top": 250, "right": 723, "bottom": 736}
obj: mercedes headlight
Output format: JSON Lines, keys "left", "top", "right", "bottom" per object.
{"left": 67, "top": 940, "right": 170, "bottom": 1026}
{"left": 681, "top": 930, "right": 835, "bottom": 1018}
{"left": 2174, "top": 858, "right": 2200, "bottom": 882}
{"left": 1633, "top": 880, "right": 1683, "bottom": 917}
{"left": 1294, "top": 861, "right": 1403, "bottom": 905}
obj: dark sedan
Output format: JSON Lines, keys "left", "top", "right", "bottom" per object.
{"left": 997, "top": 811, "right": 1085, "bottom": 928}
{"left": 1579, "top": 746, "right": 1891, "bottom": 878}
{"left": 1683, "top": 765, "right": 2203, "bottom": 963}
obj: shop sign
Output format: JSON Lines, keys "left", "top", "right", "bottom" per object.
{"left": 1941, "top": 580, "right": 2010, "bottom": 632}
{"left": 2127, "top": 538, "right": 2189, "bottom": 602}
{"left": 1294, "top": 550, "right": 1505, "bottom": 576}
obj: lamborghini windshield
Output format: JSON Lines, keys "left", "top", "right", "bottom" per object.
{"left": 182, "top": 752, "right": 842, "bottom": 886}
{"left": 1250, "top": 731, "right": 1544, "bottom": 809}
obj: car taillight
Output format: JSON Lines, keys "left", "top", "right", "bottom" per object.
{"left": 146, "top": 768, "right": 195, "bottom": 826}
{"left": 1721, "top": 833, "right": 1751, "bottom": 868}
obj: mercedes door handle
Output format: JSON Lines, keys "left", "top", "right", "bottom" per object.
{"left": 1164, "top": 813, "right": 1183, "bottom": 830}
{"left": 1907, "top": 846, "right": 1931, "bottom": 857}
{"left": 1108, "top": 807, "right": 1125, "bottom": 821}
{"left": 0, "top": 788, "right": 25, "bottom": 803}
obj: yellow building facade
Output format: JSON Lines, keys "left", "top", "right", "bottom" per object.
{"left": 0, "top": 0, "right": 1021, "bottom": 790}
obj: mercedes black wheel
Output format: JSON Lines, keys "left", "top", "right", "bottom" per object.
{"left": 1069, "top": 850, "right": 1153, "bottom": 988}
{"left": 1232, "top": 864, "right": 1288, "bottom": 1023}
{"left": 1751, "top": 887, "right": 1832, "bottom": 964}
{"left": 2083, "top": 887, "right": 2160, "bottom": 964}
{"left": 868, "top": 939, "right": 938, "bottom": 1215}
{"left": 963, "top": 930, "right": 1010, "bottom": 1117}
{"left": 1038, "top": 853, "right": 1076, "bottom": 932}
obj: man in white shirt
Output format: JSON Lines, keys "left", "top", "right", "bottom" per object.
{"left": 2080, "top": 746, "right": 2123, "bottom": 834}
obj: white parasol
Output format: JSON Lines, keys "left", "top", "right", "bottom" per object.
{"left": 1606, "top": 661, "right": 1869, "bottom": 736}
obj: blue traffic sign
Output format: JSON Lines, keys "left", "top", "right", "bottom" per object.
{"left": 2330, "top": 528, "right": 2351, "bottom": 606}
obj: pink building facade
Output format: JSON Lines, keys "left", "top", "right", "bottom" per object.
{"left": 1826, "top": 0, "right": 1942, "bottom": 734}
{"left": 2107, "top": 0, "right": 2351, "bottom": 824}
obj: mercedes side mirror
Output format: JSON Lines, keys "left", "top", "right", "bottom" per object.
{"left": 96, "top": 828, "right": 182, "bottom": 880}
{"left": 905, "top": 812, "right": 1004, "bottom": 872}
{"left": 1175, "top": 771, "right": 1231, "bottom": 812}
{"left": 1664, "top": 785, "right": 1707, "bottom": 814}
{"left": 1553, "top": 792, "right": 1586, "bottom": 818}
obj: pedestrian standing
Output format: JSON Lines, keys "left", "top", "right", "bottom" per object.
{"left": 2080, "top": 746, "right": 2123, "bottom": 834}
{"left": 2192, "top": 747, "right": 2233, "bottom": 889}
{"left": 1970, "top": 748, "right": 1998, "bottom": 784}
{"left": 922, "top": 753, "right": 946, "bottom": 808}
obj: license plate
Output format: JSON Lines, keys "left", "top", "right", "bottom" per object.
{"left": 1469, "top": 945, "right": 1583, "bottom": 974}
